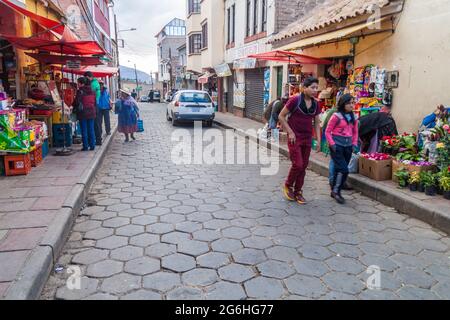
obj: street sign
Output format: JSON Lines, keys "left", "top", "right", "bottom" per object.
{"left": 66, "top": 60, "right": 81, "bottom": 69}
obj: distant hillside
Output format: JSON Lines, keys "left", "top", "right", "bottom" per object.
{"left": 120, "top": 66, "right": 154, "bottom": 84}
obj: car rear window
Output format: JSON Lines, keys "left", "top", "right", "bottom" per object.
{"left": 179, "top": 92, "right": 211, "bottom": 103}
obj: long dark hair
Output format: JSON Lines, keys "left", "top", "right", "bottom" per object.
{"left": 337, "top": 93, "right": 355, "bottom": 124}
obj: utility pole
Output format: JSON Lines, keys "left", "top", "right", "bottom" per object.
{"left": 114, "top": 13, "right": 121, "bottom": 92}
{"left": 134, "top": 63, "right": 139, "bottom": 98}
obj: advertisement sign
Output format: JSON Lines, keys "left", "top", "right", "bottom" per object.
{"left": 233, "top": 58, "right": 256, "bottom": 70}
{"left": 214, "top": 63, "right": 232, "bottom": 77}
{"left": 66, "top": 60, "right": 81, "bottom": 70}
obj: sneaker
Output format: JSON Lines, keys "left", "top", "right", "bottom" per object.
{"left": 282, "top": 185, "right": 296, "bottom": 201}
{"left": 296, "top": 193, "right": 307, "bottom": 205}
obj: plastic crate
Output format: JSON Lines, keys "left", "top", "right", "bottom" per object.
{"left": 30, "top": 146, "right": 43, "bottom": 167}
{"left": 4, "top": 153, "right": 32, "bottom": 176}
{"left": 42, "top": 139, "right": 49, "bottom": 158}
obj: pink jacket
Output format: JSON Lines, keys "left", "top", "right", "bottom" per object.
{"left": 325, "top": 113, "right": 359, "bottom": 146}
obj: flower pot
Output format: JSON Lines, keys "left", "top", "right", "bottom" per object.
{"left": 437, "top": 187, "right": 444, "bottom": 195}
{"left": 418, "top": 183, "right": 425, "bottom": 192}
{"left": 425, "top": 185, "right": 437, "bottom": 196}
{"left": 399, "top": 181, "right": 408, "bottom": 188}
{"left": 409, "top": 183, "right": 418, "bottom": 192}
{"left": 444, "top": 191, "right": 450, "bottom": 200}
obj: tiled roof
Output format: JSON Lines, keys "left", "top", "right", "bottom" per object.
{"left": 270, "top": 0, "right": 391, "bottom": 43}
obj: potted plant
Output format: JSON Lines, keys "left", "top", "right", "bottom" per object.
{"left": 422, "top": 171, "right": 437, "bottom": 196}
{"left": 395, "top": 168, "right": 409, "bottom": 188}
{"left": 440, "top": 176, "right": 450, "bottom": 200}
{"left": 418, "top": 171, "right": 428, "bottom": 192}
{"left": 409, "top": 171, "right": 420, "bottom": 192}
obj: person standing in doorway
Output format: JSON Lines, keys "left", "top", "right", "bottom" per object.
{"left": 98, "top": 82, "right": 112, "bottom": 136}
{"left": 325, "top": 94, "right": 359, "bottom": 204}
{"left": 84, "top": 71, "right": 102, "bottom": 146}
{"left": 74, "top": 77, "right": 97, "bottom": 151}
{"left": 279, "top": 78, "right": 322, "bottom": 205}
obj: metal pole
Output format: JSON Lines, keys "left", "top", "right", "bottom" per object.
{"left": 134, "top": 63, "right": 139, "bottom": 98}
{"left": 114, "top": 13, "right": 121, "bottom": 92}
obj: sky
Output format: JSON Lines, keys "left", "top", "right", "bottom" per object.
{"left": 114, "top": 0, "right": 185, "bottom": 75}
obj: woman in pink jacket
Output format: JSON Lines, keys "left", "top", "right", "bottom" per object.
{"left": 325, "top": 94, "right": 359, "bottom": 204}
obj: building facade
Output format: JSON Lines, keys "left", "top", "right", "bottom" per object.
{"left": 155, "top": 18, "right": 186, "bottom": 96}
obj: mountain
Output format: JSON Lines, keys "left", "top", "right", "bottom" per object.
{"left": 120, "top": 66, "right": 154, "bottom": 84}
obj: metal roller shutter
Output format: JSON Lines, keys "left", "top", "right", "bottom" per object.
{"left": 245, "top": 68, "right": 265, "bottom": 121}
{"left": 227, "top": 74, "right": 234, "bottom": 113}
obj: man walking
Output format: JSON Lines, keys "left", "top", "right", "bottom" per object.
{"left": 97, "top": 82, "right": 112, "bottom": 136}
{"left": 84, "top": 71, "right": 102, "bottom": 146}
{"left": 278, "top": 78, "right": 322, "bottom": 205}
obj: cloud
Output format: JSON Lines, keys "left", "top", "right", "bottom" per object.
{"left": 115, "top": 0, "right": 185, "bottom": 73}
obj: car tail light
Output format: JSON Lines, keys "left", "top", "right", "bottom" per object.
{"left": 175, "top": 101, "right": 180, "bottom": 107}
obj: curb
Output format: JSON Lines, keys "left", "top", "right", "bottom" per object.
{"left": 4, "top": 125, "right": 118, "bottom": 300}
{"left": 214, "top": 119, "right": 450, "bottom": 235}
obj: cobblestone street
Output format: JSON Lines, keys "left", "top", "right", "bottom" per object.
{"left": 41, "top": 103, "right": 450, "bottom": 300}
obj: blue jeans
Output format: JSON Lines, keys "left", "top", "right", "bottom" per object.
{"left": 268, "top": 116, "right": 277, "bottom": 130}
{"left": 80, "top": 119, "right": 96, "bottom": 150}
{"left": 329, "top": 159, "right": 335, "bottom": 186}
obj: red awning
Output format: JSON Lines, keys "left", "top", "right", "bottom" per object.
{"left": 0, "top": 0, "right": 64, "bottom": 35}
{"left": 63, "top": 66, "right": 118, "bottom": 78}
{"left": 0, "top": 27, "right": 106, "bottom": 56}
{"left": 26, "top": 52, "right": 103, "bottom": 66}
{"left": 248, "top": 50, "right": 332, "bottom": 65}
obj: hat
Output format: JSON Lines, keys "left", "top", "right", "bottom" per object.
{"left": 120, "top": 88, "right": 131, "bottom": 96}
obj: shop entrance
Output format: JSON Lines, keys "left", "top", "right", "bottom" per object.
{"left": 244, "top": 68, "right": 265, "bottom": 121}
{"left": 226, "top": 73, "right": 234, "bottom": 113}
{"left": 0, "top": 40, "right": 17, "bottom": 99}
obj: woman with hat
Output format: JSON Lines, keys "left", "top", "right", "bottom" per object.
{"left": 116, "top": 88, "right": 139, "bottom": 142}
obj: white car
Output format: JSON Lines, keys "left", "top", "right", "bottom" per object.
{"left": 166, "top": 90, "right": 215, "bottom": 127}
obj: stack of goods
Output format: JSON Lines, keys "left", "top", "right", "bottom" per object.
{"left": 359, "top": 153, "right": 393, "bottom": 181}
{"left": 348, "top": 65, "right": 386, "bottom": 117}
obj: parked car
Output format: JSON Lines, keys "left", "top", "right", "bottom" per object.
{"left": 139, "top": 95, "right": 150, "bottom": 103}
{"left": 166, "top": 90, "right": 215, "bottom": 127}
{"left": 148, "top": 90, "right": 161, "bottom": 103}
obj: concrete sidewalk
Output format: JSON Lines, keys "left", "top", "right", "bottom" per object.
{"left": 0, "top": 120, "right": 117, "bottom": 300}
{"left": 214, "top": 112, "right": 450, "bottom": 234}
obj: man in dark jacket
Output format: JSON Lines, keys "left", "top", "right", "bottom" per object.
{"left": 359, "top": 106, "right": 398, "bottom": 153}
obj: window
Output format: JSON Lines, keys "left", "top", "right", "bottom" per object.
{"left": 227, "top": 7, "right": 231, "bottom": 44}
{"left": 253, "top": 0, "right": 259, "bottom": 35}
{"left": 246, "top": 0, "right": 251, "bottom": 37}
{"left": 201, "top": 22, "right": 208, "bottom": 49}
{"left": 188, "top": 0, "right": 200, "bottom": 14}
{"left": 180, "top": 92, "right": 211, "bottom": 103}
{"left": 262, "top": 0, "right": 267, "bottom": 32}
{"left": 189, "top": 34, "right": 202, "bottom": 54}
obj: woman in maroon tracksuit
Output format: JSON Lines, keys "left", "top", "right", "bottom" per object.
{"left": 74, "top": 77, "right": 97, "bottom": 151}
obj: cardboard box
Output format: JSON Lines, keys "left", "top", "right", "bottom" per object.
{"left": 359, "top": 157, "right": 392, "bottom": 181}
{"left": 392, "top": 160, "right": 435, "bottom": 183}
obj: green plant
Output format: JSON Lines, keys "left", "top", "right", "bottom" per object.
{"left": 395, "top": 168, "right": 410, "bottom": 187}
{"left": 409, "top": 171, "right": 420, "bottom": 185}
{"left": 440, "top": 176, "right": 450, "bottom": 191}
{"left": 421, "top": 171, "right": 436, "bottom": 188}
{"left": 396, "top": 151, "right": 422, "bottom": 162}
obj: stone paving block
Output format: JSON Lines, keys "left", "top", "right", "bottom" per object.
{"left": 299, "top": 244, "right": 333, "bottom": 261}
{"left": 257, "top": 260, "right": 295, "bottom": 279}
{"left": 86, "top": 260, "right": 123, "bottom": 278}
{"left": 96, "top": 236, "right": 128, "bottom": 250}
{"left": 125, "top": 257, "right": 160, "bottom": 275}
{"left": 322, "top": 272, "right": 365, "bottom": 295}
{"left": 102, "top": 217, "right": 130, "bottom": 228}
{"left": 395, "top": 268, "right": 437, "bottom": 289}
{"left": 84, "top": 227, "right": 114, "bottom": 240}
{"left": 192, "top": 229, "right": 221, "bottom": 242}
{"left": 161, "top": 232, "right": 192, "bottom": 245}
{"left": 101, "top": 273, "right": 141, "bottom": 295}
{"left": 162, "top": 253, "right": 196, "bottom": 272}
{"left": 131, "top": 215, "right": 158, "bottom": 226}
{"left": 116, "top": 225, "right": 145, "bottom": 237}
{"left": 146, "top": 223, "right": 175, "bottom": 235}
{"left": 56, "top": 277, "right": 99, "bottom": 300}
{"left": 72, "top": 248, "right": 109, "bottom": 265}
{"left": 106, "top": 203, "right": 131, "bottom": 212}
{"left": 118, "top": 209, "right": 145, "bottom": 218}
{"left": 232, "top": 248, "right": 267, "bottom": 265}
{"left": 175, "top": 221, "right": 203, "bottom": 233}
{"left": 244, "top": 277, "right": 285, "bottom": 300}
{"left": 292, "top": 258, "right": 330, "bottom": 277}
{"left": 218, "top": 264, "right": 256, "bottom": 283}
{"left": 0, "top": 228, "right": 46, "bottom": 251}
{"left": 166, "top": 286, "right": 203, "bottom": 300}
{"left": 90, "top": 211, "right": 117, "bottom": 221}
{"left": 178, "top": 240, "right": 209, "bottom": 256}
{"left": 121, "top": 289, "right": 162, "bottom": 300}
{"left": 73, "top": 220, "right": 102, "bottom": 233}
{"left": 0, "top": 251, "right": 30, "bottom": 282}
{"left": 182, "top": 268, "right": 219, "bottom": 286}
{"left": 265, "top": 246, "right": 299, "bottom": 263}
{"left": 242, "top": 236, "right": 274, "bottom": 250}
{"left": 145, "top": 207, "right": 171, "bottom": 216}
{"left": 145, "top": 243, "right": 177, "bottom": 258}
{"left": 222, "top": 227, "right": 251, "bottom": 240}
{"left": 130, "top": 234, "right": 160, "bottom": 247}
{"left": 143, "top": 272, "right": 181, "bottom": 292}
{"left": 197, "top": 252, "right": 230, "bottom": 269}
{"left": 284, "top": 275, "right": 327, "bottom": 298}
{"left": 211, "top": 238, "right": 243, "bottom": 253}
{"left": 83, "top": 293, "right": 119, "bottom": 300}
{"left": 397, "top": 286, "right": 440, "bottom": 300}
{"left": 359, "top": 290, "right": 400, "bottom": 300}
{"left": 132, "top": 201, "right": 157, "bottom": 210}
{"left": 205, "top": 281, "right": 247, "bottom": 300}
{"left": 325, "top": 256, "right": 365, "bottom": 274}
{"left": 110, "top": 246, "right": 143, "bottom": 261}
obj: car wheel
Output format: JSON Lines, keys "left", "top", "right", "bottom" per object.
{"left": 206, "top": 120, "right": 213, "bottom": 128}
{"left": 166, "top": 110, "right": 172, "bottom": 121}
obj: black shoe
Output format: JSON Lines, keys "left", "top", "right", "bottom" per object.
{"left": 331, "top": 192, "right": 346, "bottom": 204}
{"left": 106, "top": 132, "right": 111, "bottom": 136}
{"left": 96, "top": 142, "right": 102, "bottom": 146}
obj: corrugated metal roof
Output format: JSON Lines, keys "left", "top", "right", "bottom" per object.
{"left": 269, "top": 0, "right": 391, "bottom": 43}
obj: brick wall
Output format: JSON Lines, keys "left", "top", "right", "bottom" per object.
{"left": 275, "top": 0, "right": 327, "bottom": 33}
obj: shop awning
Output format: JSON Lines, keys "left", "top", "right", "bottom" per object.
{"left": 0, "top": 27, "right": 106, "bottom": 56}
{"left": 277, "top": 17, "right": 389, "bottom": 51}
{"left": 26, "top": 52, "right": 103, "bottom": 66}
{"left": 0, "top": 0, "right": 65, "bottom": 35}
{"left": 248, "top": 50, "right": 332, "bottom": 65}
{"left": 62, "top": 66, "right": 118, "bottom": 78}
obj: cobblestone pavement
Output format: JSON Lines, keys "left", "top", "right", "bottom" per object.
{"left": 41, "top": 103, "right": 450, "bottom": 300}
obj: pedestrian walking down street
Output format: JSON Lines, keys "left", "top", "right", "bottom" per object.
{"left": 279, "top": 77, "right": 322, "bottom": 205}
{"left": 73, "top": 77, "right": 97, "bottom": 151}
{"left": 97, "top": 82, "right": 112, "bottom": 136}
{"left": 116, "top": 88, "right": 139, "bottom": 143}
{"left": 325, "top": 93, "right": 359, "bottom": 204}
{"left": 84, "top": 71, "right": 102, "bottom": 146}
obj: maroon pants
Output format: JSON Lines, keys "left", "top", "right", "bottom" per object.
{"left": 285, "top": 140, "right": 312, "bottom": 193}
